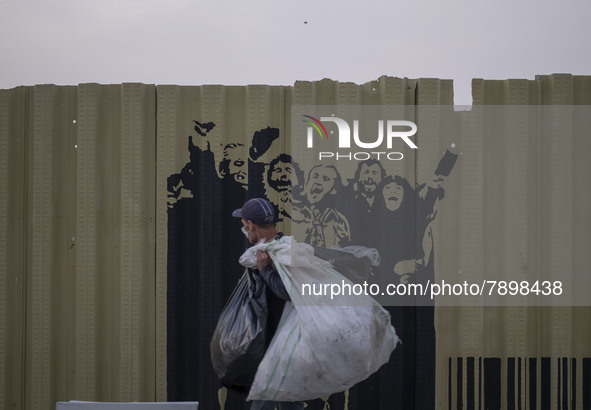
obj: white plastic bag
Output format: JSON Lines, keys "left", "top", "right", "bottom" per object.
{"left": 239, "top": 236, "right": 398, "bottom": 402}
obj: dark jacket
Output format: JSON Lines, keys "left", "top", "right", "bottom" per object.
{"left": 248, "top": 233, "right": 289, "bottom": 345}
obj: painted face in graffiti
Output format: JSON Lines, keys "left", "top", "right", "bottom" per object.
{"left": 305, "top": 165, "right": 337, "bottom": 204}
{"left": 358, "top": 163, "right": 383, "bottom": 197}
{"left": 269, "top": 161, "right": 294, "bottom": 193}
{"left": 220, "top": 143, "right": 247, "bottom": 189}
{"left": 382, "top": 181, "right": 405, "bottom": 211}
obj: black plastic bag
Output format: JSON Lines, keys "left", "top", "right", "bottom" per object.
{"left": 210, "top": 269, "right": 268, "bottom": 393}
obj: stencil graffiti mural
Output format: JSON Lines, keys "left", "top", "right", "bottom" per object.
{"left": 166, "top": 120, "right": 456, "bottom": 409}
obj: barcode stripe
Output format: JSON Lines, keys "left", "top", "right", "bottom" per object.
{"left": 485, "top": 358, "right": 501, "bottom": 410}
{"left": 508, "top": 358, "right": 516, "bottom": 410}
{"left": 518, "top": 358, "right": 522, "bottom": 410}
{"left": 572, "top": 358, "right": 577, "bottom": 410}
{"left": 529, "top": 358, "right": 537, "bottom": 410}
{"left": 583, "top": 358, "right": 590, "bottom": 410}
{"left": 467, "top": 357, "right": 475, "bottom": 410}
{"left": 479, "top": 357, "right": 482, "bottom": 410}
{"left": 542, "top": 358, "right": 551, "bottom": 409}
{"left": 562, "top": 357, "right": 568, "bottom": 410}
{"left": 449, "top": 357, "right": 452, "bottom": 410}
{"left": 458, "top": 357, "right": 464, "bottom": 410}
{"left": 559, "top": 358, "right": 562, "bottom": 410}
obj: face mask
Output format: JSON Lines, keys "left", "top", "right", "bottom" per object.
{"left": 241, "top": 226, "right": 250, "bottom": 239}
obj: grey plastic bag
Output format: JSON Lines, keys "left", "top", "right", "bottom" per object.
{"left": 210, "top": 269, "right": 268, "bottom": 393}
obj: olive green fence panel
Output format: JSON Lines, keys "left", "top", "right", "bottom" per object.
{"left": 1, "top": 75, "right": 590, "bottom": 410}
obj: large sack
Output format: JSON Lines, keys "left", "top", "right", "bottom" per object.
{"left": 240, "top": 236, "right": 398, "bottom": 402}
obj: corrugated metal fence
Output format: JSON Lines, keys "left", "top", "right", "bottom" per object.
{"left": 1, "top": 75, "right": 590, "bottom": 410}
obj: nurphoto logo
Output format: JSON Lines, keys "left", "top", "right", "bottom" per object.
{"left": 303, "top": 115, "right": 418, "bottom": 161}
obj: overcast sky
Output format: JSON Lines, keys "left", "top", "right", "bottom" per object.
{"left": 1, "top": 0, "right": 589, "bottom": 105}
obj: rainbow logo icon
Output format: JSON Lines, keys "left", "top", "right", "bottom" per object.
{"left": 303, "top": 115, "right": 329, "bottom": 148}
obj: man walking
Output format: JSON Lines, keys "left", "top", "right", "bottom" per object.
{"left": 231, "top": 198, "right": 305, "bottom": 410}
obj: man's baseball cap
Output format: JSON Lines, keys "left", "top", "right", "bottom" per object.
{"left": 232, "top": 198, "right": 282, "bottom": 225}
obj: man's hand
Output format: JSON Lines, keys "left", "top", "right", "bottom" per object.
{"left": 257, "top": 250, "right": 272, "bottom": 270}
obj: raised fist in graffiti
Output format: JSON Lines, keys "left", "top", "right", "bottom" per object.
{"left": 250, "top": 127, "right": 280, "bottom": 161}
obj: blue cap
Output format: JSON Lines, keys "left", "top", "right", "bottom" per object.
{"left": 232, "top": 198, "right": 281, "bottom": 225}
